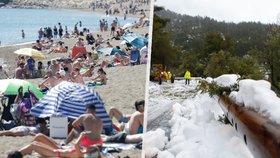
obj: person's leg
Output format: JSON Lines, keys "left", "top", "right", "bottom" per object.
{"left": 125, "top": 134, "right": 143, "bottom": 143}
{"left": 32, "top": 133, "right": 59, "bottom": 149}
{"left": 0, "top": 130, "right": 24, "bottom": 137}
{"left": 109, "top": 107, "right": 124, "bottom": 123}
{"left": 128, "top": 113, "right": 143, "bottom": 135}
{"left": 65, "top": 128, "right": 81, "bottom": 144}
{"left": 19, "top": 141, "right": 57, "bottom": 157}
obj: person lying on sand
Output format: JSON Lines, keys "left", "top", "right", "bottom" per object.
{"left": 7, "top": 104, "right": 103, "bottom": 158}
{"left": 110, "top": 100, "right": 145, "bottom": 135}
{"left": 7, "top": 132, "right": 102, "bottom": 158}
{"left": 0, "top": 118, "right": 48, "bottom": 137}
{"left": 100, "top": 53, "right": 129, "bottom": 68}
{"left": 102, "top": 132, "right": 143, "bottom": 144}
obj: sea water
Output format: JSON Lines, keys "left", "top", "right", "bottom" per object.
{"left": 0, "top": 8, "right": 137, "bottom": 46}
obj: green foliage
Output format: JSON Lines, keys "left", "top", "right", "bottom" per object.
{"left": 151, "top": 8, "right": 179, "bottom": 68}
{"left": 199, "top": 80, "right": 239, "bottom": 97}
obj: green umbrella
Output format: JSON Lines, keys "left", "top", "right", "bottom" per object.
{"left": 0, "top": 79, "right": 43, "bottom": 98}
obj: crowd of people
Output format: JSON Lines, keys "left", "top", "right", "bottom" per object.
{"left": 0, "top": 1, "right": 150, "bottom": 157}
{"left": 4, "top": 99, "right": 145, "bottom": 158}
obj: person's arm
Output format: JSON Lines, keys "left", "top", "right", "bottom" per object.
{"left": 92, "top": 74, "right": 101, "bottom": 81}
{"left": 39, "top": 78, "right": 49, "bottom": 88}
{"left": 72, "top": 115, "right": 85, "bottom": 128}
{"left": 74, "top": 132, "right": 85, "bottom": 155}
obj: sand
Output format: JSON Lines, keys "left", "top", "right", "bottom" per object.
{"left": 0, "top": 2, "right": 150, "bottom": 157}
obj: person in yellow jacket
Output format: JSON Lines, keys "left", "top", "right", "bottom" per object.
{"left": 168, "top": 71, "right": 172, "bottom": 81}
{"left": 184, "top": 70, "right": 191, "bottom": 85}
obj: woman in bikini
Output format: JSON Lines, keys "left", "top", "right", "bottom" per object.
{"left": 7, "top": 132, "right": 102, "bottom": 158}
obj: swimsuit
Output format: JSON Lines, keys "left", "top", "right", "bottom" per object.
{"left": 55, "top": 135, "right": 103, "bottom": 158}
{"left": 118, "top": 116, "right": 129, "bottom": 123}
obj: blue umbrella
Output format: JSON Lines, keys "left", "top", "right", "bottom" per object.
{"left": 31, "top": 81, "right": 112, "bottom": 130}
{"left": 97, "top": 47, "right": 127, "bottom": 56}
{"left": 122, "top": 33, "right": 148, "bottom": 49}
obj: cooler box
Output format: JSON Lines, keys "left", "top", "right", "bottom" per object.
{"left": 50, "top": 116, "right": 68, "bottom": 138}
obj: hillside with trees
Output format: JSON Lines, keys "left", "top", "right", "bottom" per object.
{"left": 151, "top": 7, "right": 280, "bottom": 93}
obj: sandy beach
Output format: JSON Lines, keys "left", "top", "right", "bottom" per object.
{"left": 0, "top": 1, "right": 151, "bottom": 157}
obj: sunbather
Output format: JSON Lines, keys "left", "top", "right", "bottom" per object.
{"left": 71, "top": 68, "right": 84, "bottom": 84}
{"left": 90, "top": 68, "right": 107, "bottom": 85}
{"left": 82, "top": 65, "right": 95, "bottom": 77}
{"left": 110, "top": 100, "right": 144, "bottom": 135}
{"left": 0, "top": 118, "right": 48, "bottom": 137}
{"left": 7, "top": 132, "right": 101, "bottom": 158}
{"left": 64, "top": 104, "right": 103, "bottom": 145}
{"left": 103, "top": 132, "right": 143, "bottom": 144}
{"left": 38, "top": 70, "right": 57, "bottom": 92}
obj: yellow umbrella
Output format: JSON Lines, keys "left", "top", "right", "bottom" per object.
{"left": 14, "top": 48, "right": 46, "bottom": 59}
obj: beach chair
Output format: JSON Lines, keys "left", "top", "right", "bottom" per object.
{"left": 130, "top": 49, "right": 140, "bottom": 65}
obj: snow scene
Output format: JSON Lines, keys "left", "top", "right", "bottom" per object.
{"left": 144, "top": 74, "right": 280, "bottom": 158}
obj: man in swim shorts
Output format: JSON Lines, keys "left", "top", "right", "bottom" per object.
{"left": 64, "top": 103, "right": 103, "bottom": 146}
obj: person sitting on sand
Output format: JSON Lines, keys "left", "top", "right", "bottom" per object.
{"left": 62, "top": 67, "right": 71, "bottom": 81}
{"left": 90, "top": 68, "right": 107, "bottom": 85}
{"left": 110, "top": 100, "right": 145, "bottom": 135}
{"left": 95, "top": 34, "right": 104, "bottom": 44}
{"left": 71, "top": 68, "right": 84, "bottom": 84}
{"left": 75, "top": 38, "right": 85, "bottom": 48}
{"left": 16, "top": 55, "right": 25, "bottom": 67}
{"left": 63, "top": 104, "right": 104, "bottom": 150}
{"left": 0, "top": 118, "right": 48, "bottom": 137}
{"left": 52, "top": 42, "right": 68, "bottom": 53}
{"left": 50, "top": 59, "right": 60, "bottom": 75}
{"left": 7, "top": 131, "right": 102, "bottom": 158}
{"left": 15, "top": 63, "right": 26, "bottom": 79}
{"left": 84, "top": 52, "right": 94, "bottom": 67}
{"left": 86, "top": 33, "right": 95, "bottom": 45}
{"left": 38, "top": 70, "right": 57, "bottom": 92}
{"left": 106, "top": 41, "right": 113, "bottom": 48}
{"left": 0, "top": 65, "right": 9, "bottom": 79}
{"left": 32, "top": 40, "right": 43, "bottom": 51}
{"left": 63, "top": 31, "right": 71, "bottom": 38}
{"left": 72, "top": 58, "right": 83, "bottom": 70}
{"left": 82, "top": 64, "right": 95, "bottom": 77}
{"left": 54, "top": 72, "right": 64, "bottom": 84}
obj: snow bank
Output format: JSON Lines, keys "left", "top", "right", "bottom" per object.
{"left": 144, "top": 128, "right": 168, "bottom": 158}
{"left": 230, "top": 79, "right": 280, "bottom": 124}
{"left": 146, "top": 79, "right": 253, "bottom": 158}
{"left": 214, "top": 74, "right": 240, "bottom": 87}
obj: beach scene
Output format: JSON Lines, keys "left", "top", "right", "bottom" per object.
{"left": 145, "top": 0, "right": 280, "bottom": 158}
{"left": 0, "top": 0, "right": 151, "bottom": 157}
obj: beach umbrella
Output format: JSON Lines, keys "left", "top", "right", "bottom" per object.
{"left": 96, "top": 47, "right": 127, "bottom": 56}
{"left": 14, "top": 48, "right": 46, "bottom": 59}
{"left": 0, "top": 79, "right": 43, "bottom": 98}
{"left": 122, "top": 23, "right": 134, "bottom": 30}
{"left": 122, "top": 33, "right": 148, "bottom": 49}
{"left": 30, "top": 81, "right": 112, "bottom": 130}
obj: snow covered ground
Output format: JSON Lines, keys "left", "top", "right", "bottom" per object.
{"left": 144, "top": 79, "right": 254, "bottom": 158}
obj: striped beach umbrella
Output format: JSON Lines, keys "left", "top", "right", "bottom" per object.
{"left": 30, "top": 81, "right": 112, "bottom": 129}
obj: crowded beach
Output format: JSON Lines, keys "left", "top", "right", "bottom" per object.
{"left": 0, "top": 0, "right": 150, "bottom": 157}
